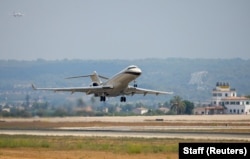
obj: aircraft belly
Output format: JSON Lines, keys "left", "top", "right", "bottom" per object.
{"left": 107, "top": 74, "right": 137, "bottom": 86}
{"left": 104, "top": 74, "right": 137, "bottom": 97}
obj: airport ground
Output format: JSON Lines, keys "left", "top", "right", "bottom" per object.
{"left": 0, "top": 115, "right": 250, "bottom": 159}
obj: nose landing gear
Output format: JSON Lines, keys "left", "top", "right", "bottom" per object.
{"left": 133, "top": 80, "right": 138, "bottom": 87}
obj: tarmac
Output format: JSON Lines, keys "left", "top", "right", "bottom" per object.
{"left": 1, "top": 115, "right": 250, "bottom": 141}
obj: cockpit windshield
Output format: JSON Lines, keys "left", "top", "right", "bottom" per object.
{"left": 127, "top": 66, "right": 137, "bottom": 70}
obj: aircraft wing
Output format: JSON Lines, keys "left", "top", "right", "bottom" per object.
{"left": 125, "top": 86, "right": 173, "bottom": 96}
{"left": 32, "top": 84, "right": 113, "bottom": 95}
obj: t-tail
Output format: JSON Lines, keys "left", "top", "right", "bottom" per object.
{"left": 89, "top": 71, "right": 102, "bottom": 86}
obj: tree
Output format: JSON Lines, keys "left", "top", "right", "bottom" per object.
{"left": 25, "top": 94, "right": 30, "bottom": 107}
{"left": 77, "top": 98, "right": 86, "bottom": 107}
{"left": 54, "top": 107, "right": 67, "bottom": 117}
{"left": 183, "top": 100, "right": 194, "bottom": 114}
{"left": 121, "top": 104, "right": 134, "bottom": 112}
{"left": 170, "top": 96, "right": 185, "bottom": 114}
{"left": 90, "top": 96, "right": 96, "bottom": 106}
{"left": 245, "top": 95, "right": 250, "bottom": 99}
{"left": 163, "top": 101, "right": 170, "bottom": 108}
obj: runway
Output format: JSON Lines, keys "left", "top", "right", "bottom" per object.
{"left": 1, "top": 126, "right": 249, "bottom": 141}
{"left": 3, "top": 115, "right": 250, "bottom": 122}
{"left": 1, "top": 115, "right": 250, "bottom": 141}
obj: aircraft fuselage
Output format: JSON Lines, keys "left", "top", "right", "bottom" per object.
{"left": 100, "top": 65, "right": 141, "bottom": 96}
{"left": 32, "top": 65, "right": 172, "bottom": 102}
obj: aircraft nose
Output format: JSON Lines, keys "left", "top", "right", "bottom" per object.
{"left": 126, "top": 65, "right": 142, "bottom": 75}
{"left": 137, "top": 67, "right": 142, "bottom": 73}
{"left": 134, "top": 67, "right": 142, "bottom": 75}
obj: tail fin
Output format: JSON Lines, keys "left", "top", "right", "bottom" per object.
{"left": 90, "top": 71, "right": 102, "bottom": 85}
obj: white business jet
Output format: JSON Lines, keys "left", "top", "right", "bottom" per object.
{"left": 13, "top": 12, "right": 24, "bottom": 17}
{"left": 32, "top": 65, "right": 173, "bottom": 102}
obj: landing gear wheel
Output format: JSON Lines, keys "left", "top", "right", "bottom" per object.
{"left": 100, "top": 96, "right": 106, "bottom": 102}
{"left": 120, "top": 96, "right": 126, "bottom": 102}
{"left": 133, "top": 80, "right": 138, "bottom": 87}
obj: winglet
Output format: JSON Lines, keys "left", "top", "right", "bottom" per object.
{"left": 31, "top": 84, "right": 37, "bottom": 90}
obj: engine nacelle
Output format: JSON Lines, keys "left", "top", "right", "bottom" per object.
{"left": 90, "top": 82, "right": 99, "bottom": 87}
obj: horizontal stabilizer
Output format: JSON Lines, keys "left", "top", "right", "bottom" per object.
{"left": 31, "top": 84, "right": 37, "bottom": 90}
{"left": 65, "top": 74, "right": 109, "bottom": 80}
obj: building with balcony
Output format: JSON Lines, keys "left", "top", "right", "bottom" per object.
{"left": 211, "top": 82, "right": 250, "bottom": 114}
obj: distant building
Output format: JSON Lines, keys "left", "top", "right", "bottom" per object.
{"left": 222, "top": 96, "right": 250, "bottom": 114}
{"left": 115, "top": 106, "right": 122, "bottom": 113}
{"left": 74, "top": 106, "right": 93, "bottom": 113}
{"left": 211, "top": 82, "right": 250, "bottom": 114}
{"left": 2, "top": 108, "right": 10, "bottom": 113}
{"left": 194, "top": 106, "right": 225, "bottom": 115}
{"left": 158, "top": 107, "right": 170, "bottom": 113}
{"left": 1, "top": 104, "right": 12, "bottom": 113}
{"left": 133, "top": 107, "right": 148, "bottom": 115}
{"left": 102, "top": 107, "right": 109, "bottom": 113}
{"left": 194, "top": 82, "right": 250, "bottom": 115}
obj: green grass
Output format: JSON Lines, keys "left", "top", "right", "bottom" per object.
{"left": 0, "top": 135, "right": 179, "bottom": 154}
{"left": 0, "top": 135, "right": 50, "bottom": 148}
{"left": 0, "top": 135, "right": 247, "bottom": 154}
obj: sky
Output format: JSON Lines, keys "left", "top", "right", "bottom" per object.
{"left": 0, "top": 0, "right": 250, "bottom": 60}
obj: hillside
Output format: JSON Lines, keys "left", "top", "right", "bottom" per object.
{"left": 0, "top": 58, "right": 250, "bottom": 104}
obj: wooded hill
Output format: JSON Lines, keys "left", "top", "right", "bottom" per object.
{"left": 0, "top": 58, "right": 250, "bottom": 104}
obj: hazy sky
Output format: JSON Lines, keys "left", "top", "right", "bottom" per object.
{"left": 1, "top": 0, "right": 250, "bottom": 60}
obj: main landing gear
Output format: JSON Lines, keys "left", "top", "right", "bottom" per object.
{"left": 100, "top": 96, "right": 106, "bottom": 102}
{"left": 120, "top": 96, "right": 126, "bottom": 102}
{"left": 100, "top": 96, "right": 128, "bottom": 102}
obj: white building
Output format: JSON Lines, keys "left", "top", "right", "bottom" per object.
{"left": 133, "top": 107, "right": 148, "bottom": 115}
{"left": 211, "top": 82, "right": 250, "bottom": 114}
{"left": 194, "top": 106, "right": 224, "bottom": 115}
